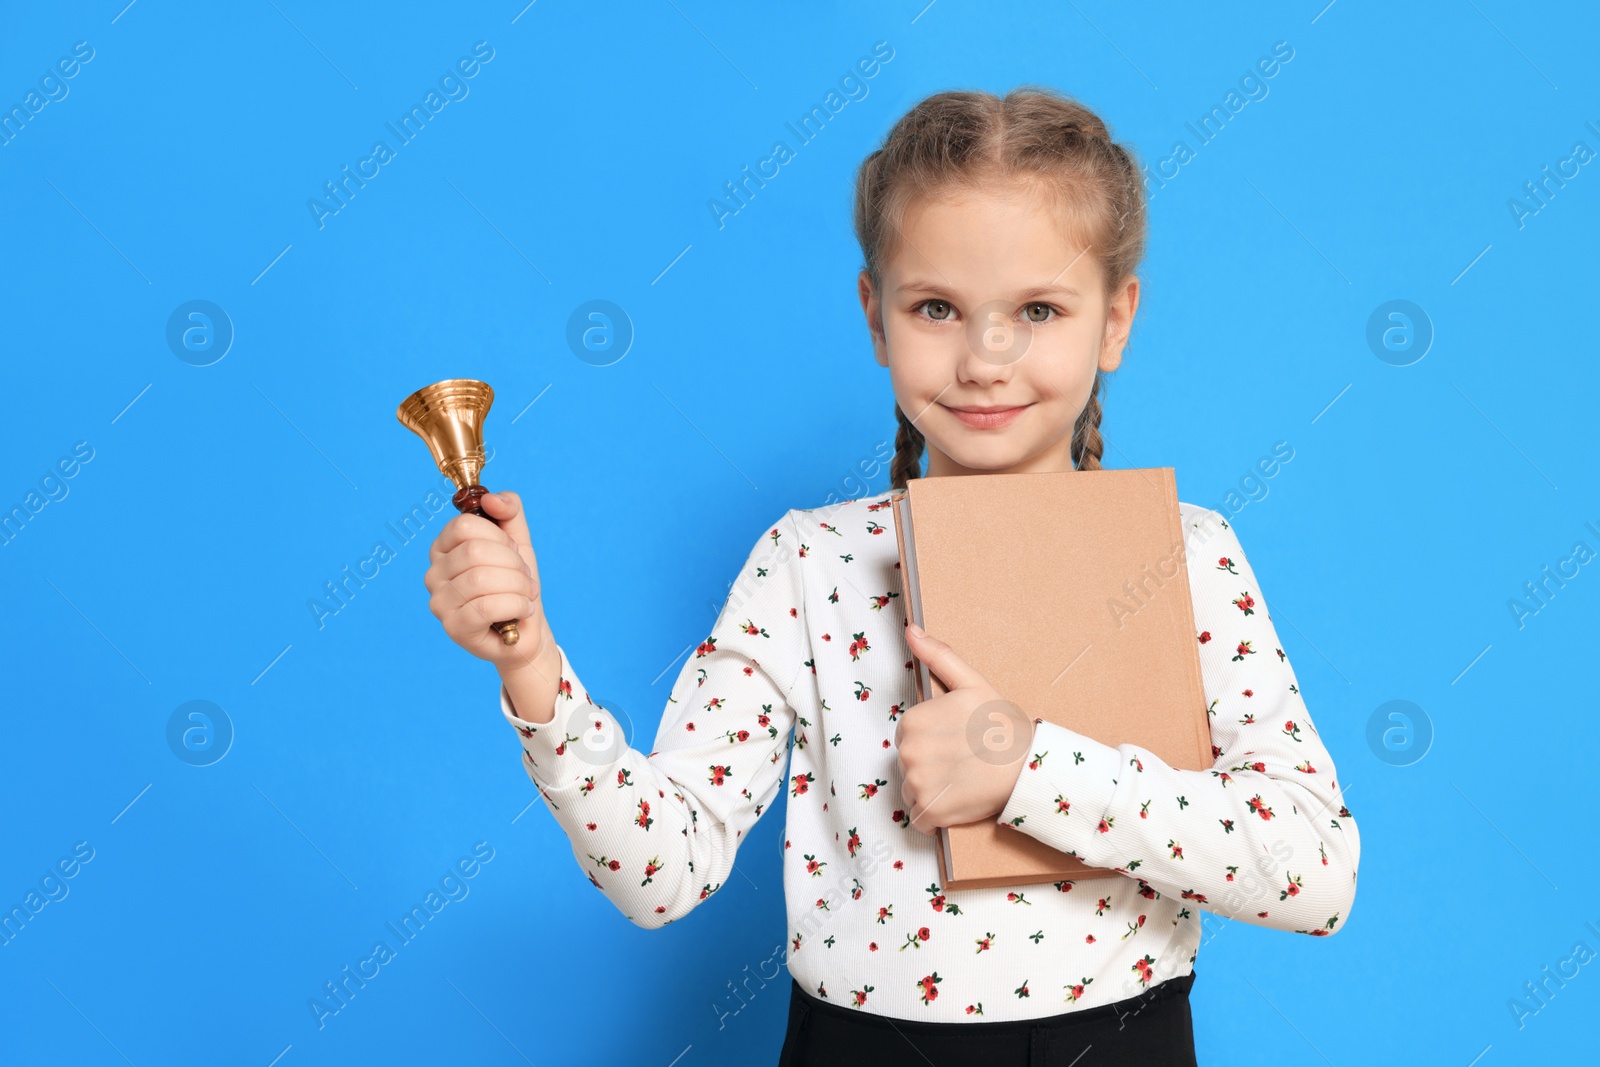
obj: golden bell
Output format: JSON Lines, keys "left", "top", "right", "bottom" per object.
{"left": 396, "top": 378, "right": 520, "bottom": 646}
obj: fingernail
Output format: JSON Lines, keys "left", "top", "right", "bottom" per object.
{"left": 907, "top": 623, "right": 924, "bottom": 638}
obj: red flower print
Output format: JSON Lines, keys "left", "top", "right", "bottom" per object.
{"left": 919, "top": 973, "right": 942, "bottom": 1004}
{"left": 1198, "top": 630, "right": 1211, "bottom": 644}
{"left": 708, "top": 764, "right": 731, "bottom": 786}
{"left": 926, "top": 882, "right": 963, "bottom": 915}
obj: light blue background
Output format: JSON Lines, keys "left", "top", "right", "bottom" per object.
{"left": 2, "top": 1, "right": 1597, "bottom": 1063}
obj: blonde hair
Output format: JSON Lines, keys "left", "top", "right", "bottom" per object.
{"left": 851, "top": 86, "right": 1148, "bottom": 488}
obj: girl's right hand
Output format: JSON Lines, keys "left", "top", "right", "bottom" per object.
{"left": 424, "top": 490, "right": 554, "bottom": 670}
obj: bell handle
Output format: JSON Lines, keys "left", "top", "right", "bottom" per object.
{"left": 452, "top": 484, "right": 521, "bottom": 646}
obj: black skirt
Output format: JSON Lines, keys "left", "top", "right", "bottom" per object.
{"left": 776, "top": 970, "right": 1198, "bottom": 1067}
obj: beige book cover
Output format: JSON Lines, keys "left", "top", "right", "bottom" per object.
{"left": 890, "top": 467, "right": 1213, "bottom": 890}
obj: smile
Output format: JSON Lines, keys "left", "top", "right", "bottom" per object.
{"left": 942, "top": 404, "right": 1030, "bottom": 430}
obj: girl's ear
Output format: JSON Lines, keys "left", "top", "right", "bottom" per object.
{"left": 1098, "top": 274, "right": 1140, "bottom": 372}
{"left": 859, "top": 270, "right": 890, "bottom": 367}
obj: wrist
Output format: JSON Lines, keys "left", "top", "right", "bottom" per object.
{"left": 498, "top": 636, "right": 563, "bottom": 726}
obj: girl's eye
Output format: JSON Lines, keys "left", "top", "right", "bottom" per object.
{"left": 915, "top": 299, "right": 955, "bottom": 321}
{"left": 1024, "top": 303, "right": 1055, "bottom": 323}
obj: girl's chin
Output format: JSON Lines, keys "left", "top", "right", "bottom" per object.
{"left": 926, "top": 441, "right": 1040, "bottom": 473}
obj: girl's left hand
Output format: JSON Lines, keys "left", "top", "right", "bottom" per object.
{"left": 897, "top": 623, "right": 1036, "bottom": 835}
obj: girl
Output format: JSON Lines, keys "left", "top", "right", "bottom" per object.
{"left": 424, "top": 86, "right": 1360, "bottom": 1066}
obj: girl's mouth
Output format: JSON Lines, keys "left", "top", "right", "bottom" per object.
{"left": 942, "top": 404, "right": 1030, "bottom": 430}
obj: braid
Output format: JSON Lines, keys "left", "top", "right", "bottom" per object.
{"left": 1071, "top": 372, "right": 1107, "bottom": 471}
{"left": 890, "top": 402, "right": 926, "bottom": 489}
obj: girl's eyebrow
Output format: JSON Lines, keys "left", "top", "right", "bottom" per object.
{"left": 896, "top": 280, "right": 1081, "bottom": 300}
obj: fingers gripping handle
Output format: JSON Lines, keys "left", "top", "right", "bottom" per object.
{"left": 452, "top": 484, "right": 521, "bottom": 646}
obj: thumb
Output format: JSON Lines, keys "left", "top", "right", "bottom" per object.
{"left": 478, "top": 489, "right": 532, "bottom": 550}
{"left": 906, "top": 624, "right": 984, "bottom": 691}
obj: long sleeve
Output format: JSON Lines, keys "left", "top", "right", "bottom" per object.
{"left": 500, "top": 509, "right": 810, "bottom": 930}
{"left": 995, "top": 506, "right": 1360, "bottom": 937}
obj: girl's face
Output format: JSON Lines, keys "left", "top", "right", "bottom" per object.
{"left": 858, "top": 181, "right": 1139, "bottom": 478}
